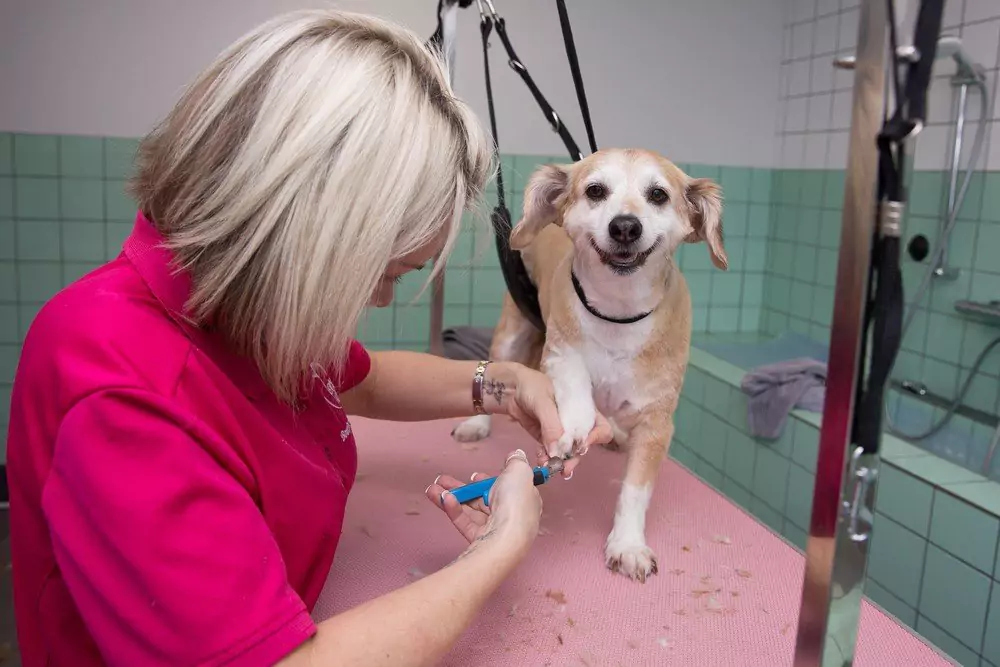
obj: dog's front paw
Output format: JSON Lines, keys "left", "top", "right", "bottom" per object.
{"left": 451, "top": 415, "right": 491, "bottom": 442}
{"left": 605, "top": 536, "right": 658, "bottom": 583}
{"left": 549, "top": 403, "right": 596, "bottom": 459}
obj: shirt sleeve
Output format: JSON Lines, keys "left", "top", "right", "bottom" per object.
{"left": 335, "top": 339, "right": 371, "bottom": 393}
{"left": 44, "top": 388, "right": 316, "bottom": 667}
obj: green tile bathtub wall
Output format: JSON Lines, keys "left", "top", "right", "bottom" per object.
{"left": 1, "top": 133, "right": 771, "bottom": 459}
{"left": 761, "top": 167, "right": 1000, "bottom": 425}
{"left": 672, "top": 358, "right": 1000, "bottom": 666}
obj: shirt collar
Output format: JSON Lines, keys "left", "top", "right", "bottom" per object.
{"left": 123, "top": 213, "right": 274, "bottom": 402}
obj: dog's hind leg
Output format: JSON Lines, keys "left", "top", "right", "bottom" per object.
{"left": 605, "top": 411, "right": 672, "bottom": 582}
{"left": 452, "top": 293, "right": 543, "bottom": 442}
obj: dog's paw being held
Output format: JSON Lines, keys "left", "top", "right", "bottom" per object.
{"left": 554, "top": 405, "right": 595, "bottom": 457}
{"left": 547, "top": 432, "right": 577, "bottom": 460}
{"left": 605, "top": 539, "right": 658, "bottom": 583}
{"left": 451, "top": 415, "right": 491, "bottom": 442}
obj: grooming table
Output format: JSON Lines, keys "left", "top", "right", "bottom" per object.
{"left": 313, "top": 418, "right": 953, "bottom": 666}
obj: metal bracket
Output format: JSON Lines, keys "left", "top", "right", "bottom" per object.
{"left": 841, "top": 447, "right": 879, "bottom": 543}
{"left": 879, "top": 200, "right": 904, "bottom": 238}
{"left": 834, "top": 45, "right": 920, "bottom": 70}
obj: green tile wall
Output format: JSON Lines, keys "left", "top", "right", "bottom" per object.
{"left": 1, "top": 133, "right": 140, "bottom": 462}
{"left": 761, "top": 167, "right": 1000, "bottom": 424}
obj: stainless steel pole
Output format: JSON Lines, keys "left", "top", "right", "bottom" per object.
{"left": 429, "top": 6, "right": 458, "bottom": 357}
{"left": 792, "top": 0, "right": 888, "bottom": 663}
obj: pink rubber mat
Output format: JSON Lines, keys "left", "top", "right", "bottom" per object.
{"left": 314, "top": 417, "right": 953, "bottom": 666}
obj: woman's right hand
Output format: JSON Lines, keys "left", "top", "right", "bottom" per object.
{"left": 425, "top": 449, "right": 542, "bottom": 560}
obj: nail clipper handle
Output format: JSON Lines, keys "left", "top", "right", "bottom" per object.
{"left": 449, "top": 477, "right": 498, "bottom": 506}
{"left": 448, "top": 466, "right": 551, "bottom": 507}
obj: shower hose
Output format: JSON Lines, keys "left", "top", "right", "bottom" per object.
{"left": 882, "top": 78, "right": 1000, "bottom": 472}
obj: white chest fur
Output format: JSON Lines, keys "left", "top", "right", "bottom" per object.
{"left": 575, "top": 300, "right": 656, "bottom": 417}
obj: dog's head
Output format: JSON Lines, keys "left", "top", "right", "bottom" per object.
{"left": 509, "top": 149, "right": 726, "bottom": 274}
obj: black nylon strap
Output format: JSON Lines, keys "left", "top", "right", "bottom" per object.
{"left": 556, "top": 0, "right": 598, "bottom": 154}
{"left": 480, "top": 16, "right": 506, "bottom": 209}
{"left": 480, "top": 12, "right": 546, "bottom": 332}
{"left": 855, "top": 237, "right": 904, "bottom": 454}
{"left": 491, "top": 17, "right": 584, "bottom": 161}
{"left": 903, "top": 0, "right": 945, "bottom": 125}
{"left": 851, "top": 0, "right": 944, "bottom": 456}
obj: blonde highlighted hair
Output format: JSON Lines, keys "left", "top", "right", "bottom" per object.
{"left": 131, "top": 9, "right": 493, "bottom": 403}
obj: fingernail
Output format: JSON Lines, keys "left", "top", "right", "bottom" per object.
{"left": 433, "top": 474, "right": 442, "bottom": 485}
{"left": 424, "top": 484, "right": 433, "bottom": 495}
{"left": 439, "top": 492, "right": 447, "bottom": 506}
{"left": 565, "top": 471, "right": 574, "bottom": 481}
{"left": 470, "top": 472, "right": 478, "bottom": 481}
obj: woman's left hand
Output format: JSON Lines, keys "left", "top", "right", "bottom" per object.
{"left": 490, "top": 363, "right": 613, "bottom": 478}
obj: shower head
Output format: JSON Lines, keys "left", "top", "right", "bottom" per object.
{"left": 936, "top": 36, "right": 986, "bottom": 83}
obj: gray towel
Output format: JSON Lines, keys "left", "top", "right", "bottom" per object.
{"left": 441, "top": 326, "right": 494, "bottom": 361}
{"left": 740, "top": 358, "right": 827, "bottom": 440}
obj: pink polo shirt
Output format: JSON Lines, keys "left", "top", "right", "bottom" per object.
{"left": 7, "top": 213, "right": 371, "bottom": 666}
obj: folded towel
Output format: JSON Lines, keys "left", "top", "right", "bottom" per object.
{"left": 441, "top": 326, "right": 494, "bottom": 361}
{"left": 740, "top": 358, "right": 827, "bottom": 440}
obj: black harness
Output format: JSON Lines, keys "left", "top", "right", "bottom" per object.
{"left": 475, "top": 0, "right": 599, "bottom": 333}
{"left": 852, "top": 0, "right": 943, "bottom": 455}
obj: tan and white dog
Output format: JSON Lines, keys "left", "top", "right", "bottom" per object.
{"left": 452, "top": 148, "right": 726, "bottom": 582}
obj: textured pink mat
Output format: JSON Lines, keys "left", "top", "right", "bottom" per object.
{"left": 314, "top": 417, "right": 952, "bottom": 666}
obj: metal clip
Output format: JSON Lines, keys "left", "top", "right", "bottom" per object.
{"left": 879, "top": 200, "right": 904, "bottom": 238}
{"left": 841, "top": 447, "right": 878, "bottom": 543}
{"left": 481, "top": 0, "right": 500, "bottom": 20}
{"left": 833, "top": 46, "right": 922, "bottom": 70}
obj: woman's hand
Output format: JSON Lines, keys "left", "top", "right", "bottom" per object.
{"left": 425, "top": 449, "right": 541, "bottom": 559}
{"left": 485, "top": 363, "right": 613, "bottom": 478}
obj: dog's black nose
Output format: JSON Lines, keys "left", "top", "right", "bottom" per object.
{"left": 608, "top": 215, "right": 643, "bottom": 244}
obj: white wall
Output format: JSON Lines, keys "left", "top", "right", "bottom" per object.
{"left": 0, "top": 0, "right": 784, "bottom": 167}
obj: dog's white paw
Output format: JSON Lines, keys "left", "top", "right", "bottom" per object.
{"left": 605, "top": 536, "right": 658, "bottom": 583}
{"left": 451, "top": 415, "right": 491, "bottom": 442}
{"left": 550, "top": 403, "right": 595, "bottom": 458}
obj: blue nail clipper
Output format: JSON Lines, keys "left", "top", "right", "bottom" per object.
{"left": 447, "top": 457, "right": 565, "bottom": 507}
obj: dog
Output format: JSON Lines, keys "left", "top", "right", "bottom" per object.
{"left": 452, "top": 148, "right": 726, "bottom": 582}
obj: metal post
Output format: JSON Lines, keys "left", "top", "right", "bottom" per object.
{"left": 429, "top": 4, "right": 458, "bottom": 357}
{"left": 793, "top": 0, "right": 888, "bottom": 664}
{"left": 429, "top": 272, "right": 446, "bottom": 355}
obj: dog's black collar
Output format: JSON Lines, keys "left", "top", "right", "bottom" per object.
{"left": 570, "top": 271, "right": 653, "bottom": 325}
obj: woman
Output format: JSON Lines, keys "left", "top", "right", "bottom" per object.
{"left": 7, "top": 10, "right": 610, "bottom": 667}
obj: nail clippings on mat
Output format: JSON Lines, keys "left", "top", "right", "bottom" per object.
{"left": 544, "top": 589, "right": 567, "bottom": 605}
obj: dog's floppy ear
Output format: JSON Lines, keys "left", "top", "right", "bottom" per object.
{"left": 509, "top": 164, "right": 570, "bottom": 250}
{"left": 684, "top": 178, "right": 727, "bottom": 270}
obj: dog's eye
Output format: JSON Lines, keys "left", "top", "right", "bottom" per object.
{"left": 648, "top": 187, "right": 669, "bottom": 205}
{"left": 585, "top": 183, "right": 607, "bottom": 201}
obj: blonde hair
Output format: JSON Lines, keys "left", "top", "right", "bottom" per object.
{"left": 131, "top": 9, "right": 493, "bottom": 403}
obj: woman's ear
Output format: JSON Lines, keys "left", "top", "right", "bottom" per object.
{"left": 685, "top": 178, "right": 727, "bottom": 270}
{"left": 509, "top": 164, "right": 570, "bottom": 250}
